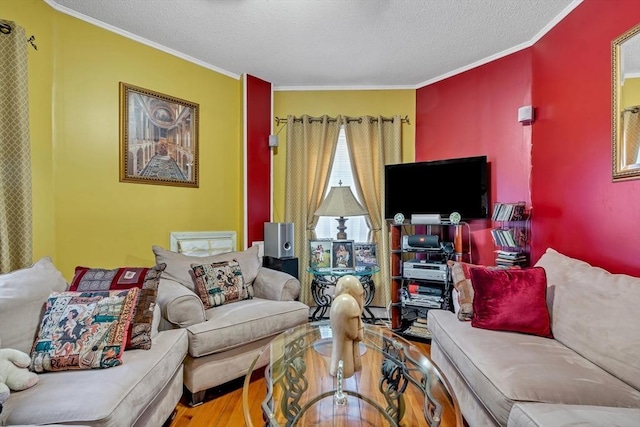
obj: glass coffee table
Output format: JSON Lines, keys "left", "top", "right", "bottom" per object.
{"left": 243, "top": 321, "right": 462, "bottom": 427}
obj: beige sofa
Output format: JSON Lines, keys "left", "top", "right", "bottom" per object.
{"left": 0, "top": 257, "right": 188, "bottom": 426}
{"left": 153, "top": 244, "right": 309, "bottom": 405}
{"left": 428, "top": 248, "right": 640, "bottom": 427}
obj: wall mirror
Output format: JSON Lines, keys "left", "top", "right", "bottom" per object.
{"left": 612, "top": 23, "right": 640, "bottom": 181}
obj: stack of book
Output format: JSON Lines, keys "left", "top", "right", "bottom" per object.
{"left": 492, "top": 202, "right": 527, "bottom": 221}
{"left": 491, "top": 226, "right": 528, "bottom": 249}
{"left": 491, "top": 228, "right": 518, "bottom": 247}
{"left": 406, "top": 283, "right": 443, "bottom": 308}
{"left": 405, "top": 317, "right": 432, "bottom": 339}
{"left": 495, "top": 250, "right": 528, "bottom": 267}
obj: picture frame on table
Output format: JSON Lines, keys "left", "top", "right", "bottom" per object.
{"left": 119, "top": 82, "right": 199, "bottom": 187}
{"left": 309, "top": 239, "right": 332, "bottom": 271}
{"left": 332, "top": 240, "right": 354, "bottom": 269}
{"left": 354, "top": 242, "right": 378, "bottom": 269}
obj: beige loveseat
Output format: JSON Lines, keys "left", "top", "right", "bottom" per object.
{"left": 0, "top": 258, "right": 188, "bottom": 426}
{"left": 153, "top": 244, "right": 309, "bottom": 405}
{"left": 428, "top": 248, "right": 640, "bottom": 427}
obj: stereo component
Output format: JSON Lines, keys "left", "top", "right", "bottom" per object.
{"left": 410, "top": 214, "right": 442, "bottom": 224}
{"left": 402, "top": 234, "right": 440, "bottom": 250}
{"left": 403, "top": 260, "right": 447, "bottom": 281}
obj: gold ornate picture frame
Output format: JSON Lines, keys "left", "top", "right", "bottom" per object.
{"left": 612, "top": 24, "right": 640, "bottom": 181}
{"left": 119, "top": 82, "right": 199, "bottom": 187}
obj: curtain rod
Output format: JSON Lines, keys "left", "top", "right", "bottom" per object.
{"left": 275, "top": 115, "right": 410, "bottom": 126}
{"left": 0, "top": 22, "right": 38, "bottom": 50}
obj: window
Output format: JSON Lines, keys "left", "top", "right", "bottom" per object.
{"left": 315, "top": 128, "right": 370, "bottom": 242}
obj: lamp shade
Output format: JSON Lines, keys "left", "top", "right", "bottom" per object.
{"left": 314, "top": 186, "right": 367, "bottom": 217}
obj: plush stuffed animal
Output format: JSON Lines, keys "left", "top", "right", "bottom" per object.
{"left": 0, "top": 338, "right": 39, "bottom": 406}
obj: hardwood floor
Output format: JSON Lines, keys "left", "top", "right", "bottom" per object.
{"left": 169, "top": 340, "right": 432, "bottom": 427}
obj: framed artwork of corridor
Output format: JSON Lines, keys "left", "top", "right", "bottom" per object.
{"left": 119, "top": 82, "right": 199, "bottom": 187}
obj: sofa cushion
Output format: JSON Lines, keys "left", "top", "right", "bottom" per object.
{"left": 448, "top": 260, "right": 518, "bottom": 321}
{"left": 470, "top": 266, "right": 552, "bottom": 338}
{"left": 191, "top": 259, "right": 249, "bottom": 308}
{"left": 508, "top": 403, "right": 640, "bottom": 427}
{"left": 153, "top": 244, "right": 260, "bottom": 294}
{"left": 428, "top": 309, "right": 640, "bottom": 426}
{"left": 69, "top": 263, "right": 166, "bottom": 350}
{"left": 185, "top": 298, "right": 309, "bottom": 358}
{"left": 535, "top": 248, "right": 640, "bottom": 390}
{"left": 4, "top": 328, "right": 187, "bottom": 426}
{"left": 0, "top": 257, "right": 68, "bottom": 354}
{"left": 30, "top": 289, "right": 139, "bottom": 372}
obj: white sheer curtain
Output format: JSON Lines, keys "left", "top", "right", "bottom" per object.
{"left": 315, "top": 128, "right": 369, "bottom": 242}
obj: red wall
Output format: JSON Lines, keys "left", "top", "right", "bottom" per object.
{"left": 415, "top": 0, "right": 640, "bottom": 275}
{"left": 415, "top": 49, "right": 533, "bottom": 266}
{"left": 531, "top": 0, "right": 640, "bottom": 276}
{"left": 245, "top": 75, "right": 272, "bottom": 247}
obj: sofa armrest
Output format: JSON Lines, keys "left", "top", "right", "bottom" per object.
{"left": 253, "top": 267, "right": 301, "bottom": 301}
{"left": 157, "top": 278, "right": 206, "bottom": 328}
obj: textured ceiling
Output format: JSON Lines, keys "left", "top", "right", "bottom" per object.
{"left": 47, "top": 0, "right": 582, "bottom": 89}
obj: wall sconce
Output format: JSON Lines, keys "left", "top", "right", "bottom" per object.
{"left": 518, "top": 105, "right": 534, "bottom": 124}
{"left": 268, "top": 134, "right": 278, "bottom": 147}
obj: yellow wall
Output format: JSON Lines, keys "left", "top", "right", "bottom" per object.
{"left": 272, "top": 90, "right": 416, "bottom": 221}
{"left": 3, "top": 0, "right": 243, "bottom": 279}
{"left": 621, "top": 77, "right": 640, "bottom": 108}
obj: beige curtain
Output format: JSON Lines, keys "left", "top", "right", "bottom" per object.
{"left": 284, "top": 115, "right": 342, "bottom": 305}
{"left": 0, "top": 20, "right": 32, "bottom": 273}
{"left": 344, "top": 116, "right": 402, "bottom": 308}
{"left": 622, "top": 107, "right": 640, "bottom": 167}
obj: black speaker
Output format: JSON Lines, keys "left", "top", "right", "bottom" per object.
{"left": 407, "top": 234, "right": 440, "bottom": 248}
{"left": 264, "top": 222, "right": 294, "bottom": 258}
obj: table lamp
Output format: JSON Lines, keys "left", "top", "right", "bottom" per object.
{"left": 314, "top": 182, "right": 367, "bottom": 239}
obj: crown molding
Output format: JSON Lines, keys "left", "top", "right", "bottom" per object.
{"left": 273, "top": 84, "right": 417, "bottom": 92}
{"left": 45, "top": 0, "right": 583, "bottom": 91}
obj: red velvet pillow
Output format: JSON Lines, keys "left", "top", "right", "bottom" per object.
{"left": 470, "top": 266, "right": 553, "bottom": 338}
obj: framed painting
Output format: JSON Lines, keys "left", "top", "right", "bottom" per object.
{"left": 309, "top": 239, "right": 332, "bottom": 271}
{"left": 119, "top": 82, "right": 199, "bottom": 187}
{"left": 332, "top": 240, "right": 354, "bottom": 270}
{"left": 355, "top": 243, "right": 378, "bottom": 269}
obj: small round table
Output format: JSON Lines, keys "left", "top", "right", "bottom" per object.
{"left": 307, "top": 266, "right": 379, "bottom": 323}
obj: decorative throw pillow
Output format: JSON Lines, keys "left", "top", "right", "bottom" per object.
{"left": 152, "top": 244, "right": 259, "bottom": 297}
{"left": 470, "top": 266, "right": 553, "bottom": 338}
{"left": 448, "top": 260, "right": 520, "bottom": 321}
{"left": 30, "top": 289, "right": 139, "bottom": 372}
{"left": 69, "top": 264, "right": 166, "bottom": 350}
{"left": 191, "top": 260, "right": 249, "bottom": 308}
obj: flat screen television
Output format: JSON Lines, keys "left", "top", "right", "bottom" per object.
{"left": 384, "top": 155, "right": 488, "bottom": 220}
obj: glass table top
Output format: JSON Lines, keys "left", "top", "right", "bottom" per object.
{"left": 243, "top": 321, "right": 462, "bottom": 427}
{"left": 307, "top": 266, "right": 380, "bottom": 276}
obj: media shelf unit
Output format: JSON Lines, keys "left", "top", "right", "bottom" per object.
{"left": 388, "top": 220, "right": 472, "bottom": 341}
{"left": 491, "top": 202, "right": 530, "bottom": 267}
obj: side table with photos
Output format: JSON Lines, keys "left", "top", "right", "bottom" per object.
{"left": 308, "top": 238, "right": 379, "bottom": 323}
